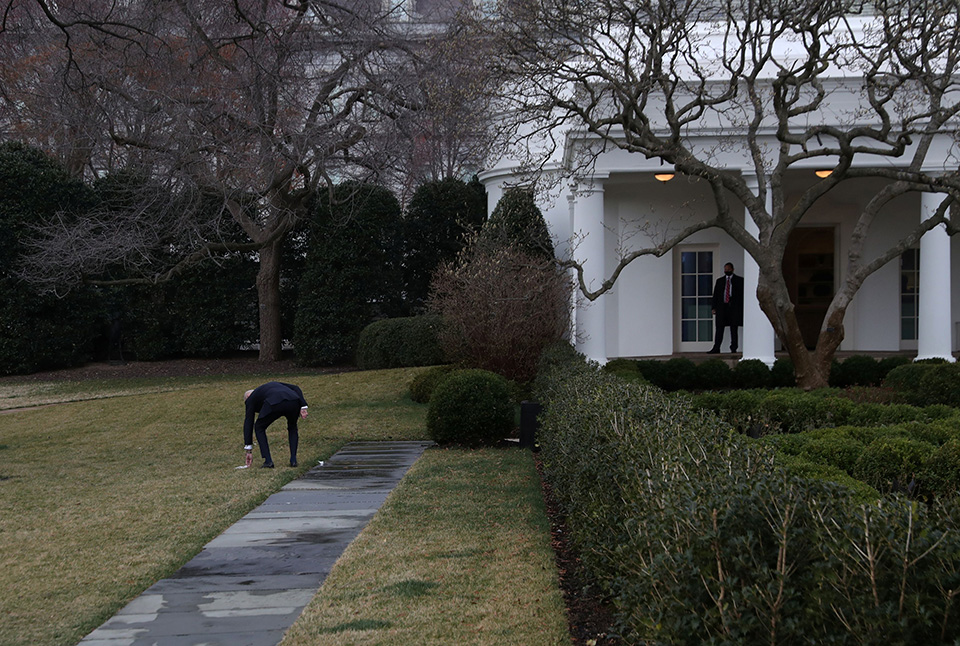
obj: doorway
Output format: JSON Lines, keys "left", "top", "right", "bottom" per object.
{"left": 783, "top": 227, "right": 836, "bottom": 349}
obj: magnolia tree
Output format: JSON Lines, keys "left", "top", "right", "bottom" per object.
{"left": 0, "top": 0, "right": 479, "bottom": 361}
{"left": 487, "top": 0, "right": 960, "bottom": 389}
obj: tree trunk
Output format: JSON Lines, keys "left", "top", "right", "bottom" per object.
{"left": 256, "top": 239, "right": 284, "bottom": 362}
{"left": 756, "top": 267, "right": 834, "bottom": 390}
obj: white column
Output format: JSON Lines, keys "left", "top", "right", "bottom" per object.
{"left": 572, "top": 180, "right": 607, "bottom": 364}
{"left": 741, "top": 176, "right": 777, "bottom": 366}
{"left": 917, "top": 192, "right": 955, "bottom": 362}
{"left": 486, "top": 182, "right": 503, "bottom": 218}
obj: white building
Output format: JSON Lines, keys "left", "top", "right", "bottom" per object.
{"left": 479, "top": 8, "right": 960, "bottom": 367}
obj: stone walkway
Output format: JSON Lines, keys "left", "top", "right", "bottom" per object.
{"left": 78, "top": 440, "right": 434, "bottom": 646}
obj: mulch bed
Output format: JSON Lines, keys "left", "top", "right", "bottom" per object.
{"left": 536, "top": 455, "right": 622, "bottom": 646}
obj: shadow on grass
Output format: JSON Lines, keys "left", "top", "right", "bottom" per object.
{"left": 318, "top": 619, "right": 393, "bottom": 634}
{"left": 383, "top": 579, "right": 439, "bottom": 599}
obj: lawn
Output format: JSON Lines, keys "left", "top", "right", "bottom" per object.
{"left": 0, "top": 368, "right": 427, "bottom": 646}
{"left": 280, "top": 447, "right": 570, "bottom": 646}
{"left": 0, "top": 367, "right": 569, "bottom": 646}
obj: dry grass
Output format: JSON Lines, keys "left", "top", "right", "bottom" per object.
{"left": 280, "top": 447, "right": 570, "bottom": 646}
{"left": 0, "top": 368, "right": 428, "bottom": 646}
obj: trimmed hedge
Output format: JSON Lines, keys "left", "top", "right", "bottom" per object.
{"left": 882, "top": 361, "right": 960, "bottom": 406}
{"left": 608, "top": 354, "right": 917, "bottom": 393}
{"left": 534, "top": 350, "right": 960, "bottom": 644}
{"left": 854, "top": 435, "right": 936, "bottom": 495}
{"left": 689, "top": 388, "right": 960, "bottom": 436}
{"left": 356, "top": 315, "right": 446, "bottom": 370}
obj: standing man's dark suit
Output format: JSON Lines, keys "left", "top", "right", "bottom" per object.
{"left": 243, "top": 382, "right": 308, "bottom": 468}
{"left": 709, "top": 263, "right": 744, "bottom": 354}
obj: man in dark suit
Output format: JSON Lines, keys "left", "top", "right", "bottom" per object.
{"left": 243, "top": 382, "right": 308, "bottom": 468}
{"left": 709, "top": 262, "right": 744, "bottom": 354}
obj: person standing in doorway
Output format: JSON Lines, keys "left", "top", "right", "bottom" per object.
{"left": 709, "top": 262, "right": 744, "bottom": 354}
{"left": 243, "top": 382, "right": 308, "bottom": 468}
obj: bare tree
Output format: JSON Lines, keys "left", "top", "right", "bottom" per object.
{"left": 486, "top": 0, "right": 960, "bottom": 388}
{"left": 0, "top": 0, "right": 442, "bottom": 361}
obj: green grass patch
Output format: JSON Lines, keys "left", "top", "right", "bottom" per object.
{"left": 0, "top": 368, "right": 429, "bottom": 646}
{"left": 280, "top": 447, "right": 570, "bottom": 646}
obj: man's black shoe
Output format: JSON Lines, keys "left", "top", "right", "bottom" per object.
{"left": 261, "top": 461, "right": 274, "bottom": 469}
{"left": 290, "top": 458, "right": 298, "bottom": 467}
{"left": 707, "top": 348, "right": 720, "bottom": 354}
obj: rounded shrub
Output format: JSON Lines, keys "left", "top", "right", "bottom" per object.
{"left": 770, "top": 357, "right": 796, "bottom": 387}
{"left": 900, "top": 420, "right": 960, "bottom": 447}
{"left": 409, "top": 364, "right": 458, "bottom": 403}
{"left": 820, "top": 396, "right": 857, "bottom": 426}
{"left": 918, "top": 363, "right": 960, "bottom": 408}
{"left": 696, "top": 358, "right": 733, "bottom": 390}
{"left": 356, "top": 315, "right": 445, "bottom": 369}
{"left": 846, "top": 402, "right": 918, "bottom": 427}
{"left": 659, "top": 357, "right": 698, "bottom": 391}
{"left": 426, "top": 369, "right": 515, "bottom": 446}
{"left": 733, "top": 359, "right": 771, "bottom": 389}
{"left": 877, "top": 355, "right": 911, "bottom": 382}
{"left": 831, "top": 354, "right": 882, "bottom": 388}
{"left": 919, "top": 439, "right": 960, "bottom": 500}
{"left": 883, "top": 362, "right": 937, "bottom": 404}
{"left": 603, "top": 358, "right": 644, "bottom": 383}
{"left": 717, "top": 389, "right": 766, "bottom": 434}
{"left": 635, "top": 359, "right": 667, "bottom": 388}
{"left": 921, "top": 404, "right": 959, "bottom": 422}
{"left": 759, "top": 390, "right": 830, "bottom": 434}
{"left": 779, "top": 454, "right": 880, "bottom": 504}
{"left": 762, "top": 432, "right": 811, "bottom": 456}
{"left": 854, "top": 436, "right": 936, "bottom": 495}
{"left": 800, "top": 432, "right": 865, "bottom": 474}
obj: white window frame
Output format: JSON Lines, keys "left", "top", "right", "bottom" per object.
{"left": 675, "top": 245, "right": 719, "bottom": 353}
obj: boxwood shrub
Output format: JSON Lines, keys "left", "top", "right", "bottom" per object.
{"left": 733, "top": 358, "right": 771, "bottom": 388}
{"left": 356, "top": 315, "right": 446, "bottom": 369}
{"left": 534, "top": 356, "right": 960, "bottom": 644}
{"left": 799, "top": 430, "right": 866, "bottom": 473}
{"left": 695, "top": 357, "right": 733, "bottom": 390}
{"left": 770, "top": 357, "right": 796, "bottom": 387}
{"left": 919, "top": 363, "right": 960, "bottom": 408}
{"left": 920, "top": 439, "right": 960, "bottom": 500}
{"left": 830, "top": 354, "right": 883, "bottom": 387}
{"left": 777, "top": 454, "right": 880, "bottom": 504}
{"left": 884, "top": 362, "right": 939, "bottom": 404}
{"left": 408, "top": 364, "right": 457, "bottom": 403}
{"left": 854, "top": 435, "right": 937, "bottom": 495}
{"left": 606, "top": 354, "right": 918, "bottom": 394}
{"left": 426, "top": 369, "right": 514, "bottom": 446}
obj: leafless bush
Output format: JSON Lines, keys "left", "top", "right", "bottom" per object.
{"left": 428, "top": 243, "right": 572, "bottom": 383}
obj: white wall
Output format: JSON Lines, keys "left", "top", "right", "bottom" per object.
{"left": 483, "top": 164, "right": 960, "bottom": 359}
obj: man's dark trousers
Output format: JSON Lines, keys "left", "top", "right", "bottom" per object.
{"left": 254, "top": 401, "right": 301, "bottom": 464}
{"left": 714, "top": 303, "right": 739, "bottom": 353}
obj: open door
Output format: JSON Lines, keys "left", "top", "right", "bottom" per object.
{"left": 783, "top": 227, "right": 835, "bottom": 349}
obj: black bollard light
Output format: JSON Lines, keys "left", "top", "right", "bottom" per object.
{"left": 519, "top": 401, "right": 542, "bottom": 450}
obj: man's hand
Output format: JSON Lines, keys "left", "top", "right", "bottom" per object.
{"left": 300, "top": 407, "right": 308, "bottom": 419}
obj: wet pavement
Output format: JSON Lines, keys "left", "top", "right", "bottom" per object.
{"left": 77, "top": 441, "right": 434, "bottom": 646}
